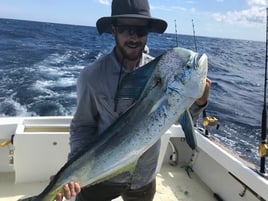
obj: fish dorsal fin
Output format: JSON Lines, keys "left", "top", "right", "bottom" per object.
{"left": 116, "top": 56, "right": 161, "bottom": 101}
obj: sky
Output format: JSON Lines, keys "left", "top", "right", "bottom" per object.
{"left": 0, "top": 0, "right": 267, "bottom": 41}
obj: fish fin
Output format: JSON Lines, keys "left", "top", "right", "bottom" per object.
{"left": 178, "top": 110, "right": 196, "bottom": 150}
{"left": 150, "top": 96, "right": 168, "bottom": 114}
{"left": 128, "top": 160, "right": 139, "bottom": 174}
{"left": 116, "top": 56, "right": 161, "bottom": 100}
{"left": 89, "top": 160, "right": 138, "bottom": 187}
{"left": 18, "top": 196, "right": 38, "bottom": 201}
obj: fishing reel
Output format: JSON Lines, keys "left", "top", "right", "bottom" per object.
{"left": 201, "top": 111, "right": 219, "bottom": 136}
{"left": 258, "top": 143, "right": 268, "bottom": 158}
{"left": 202, "top": 116, "right": 219, "bottom": 128}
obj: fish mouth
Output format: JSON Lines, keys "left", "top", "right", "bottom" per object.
{"left": 192, "top": 53, "right": 208, "bottom": 98}
{"left": 198, "top": 54, "right": 208, "bottom": 72}
{"left": 166, "top": 52, "right": 208, "bottom": 99}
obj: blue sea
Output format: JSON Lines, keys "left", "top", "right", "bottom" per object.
{"left": 0, "top": 18, "right": 267, "bottom": 169}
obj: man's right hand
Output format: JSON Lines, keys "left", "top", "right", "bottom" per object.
{"left": 55, "top": 181, "right": 81, "bottom": 201}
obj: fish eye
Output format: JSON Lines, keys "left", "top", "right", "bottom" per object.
{"left": 152, "top": 77, "right": 162, "bottom": 88}
{"left": 186, "top": 64, "right": 191, "bottom": 69}
{"left": 156, "top": 78, "right": 162, "bottom": 85}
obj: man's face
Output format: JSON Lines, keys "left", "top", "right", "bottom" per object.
{"left": 112, "top": 18, "right": 148, "bottom": 61}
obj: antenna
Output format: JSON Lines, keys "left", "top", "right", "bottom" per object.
{"left": 174, "top": 20, "right": 178, "bottom": 47}
{"left": 259, "top": 7, "right": 268, "bottom": 174}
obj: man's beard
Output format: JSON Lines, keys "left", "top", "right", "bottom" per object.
{"left": 115, "top": 37, "right": 144, "bottom": 61}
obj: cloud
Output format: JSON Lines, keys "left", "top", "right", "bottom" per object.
{"left": 247, "top": 0, "right": 267, "bottom": 6}
{"left": 151, "top": 5, "right": 195, "bottom": 13}
{"left": 98, "top": 0, "right": 110, "bottom": 6}
{"left": 185, "top": 1, "right": 195, "bottom": 4}
{"left": 212, "top": 1, "right": 266, "bottom": 26}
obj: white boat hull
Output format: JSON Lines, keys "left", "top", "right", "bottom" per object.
{"left": 0, "top": 116, "right": 267, "bottom": 201}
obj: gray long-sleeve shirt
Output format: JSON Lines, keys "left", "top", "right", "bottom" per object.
{"left": 69, "top": 49, "right": 206, "bottom": 189}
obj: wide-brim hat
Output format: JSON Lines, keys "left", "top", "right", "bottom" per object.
{"left": 96, "top": 0, "right": 167, "bottom": 35}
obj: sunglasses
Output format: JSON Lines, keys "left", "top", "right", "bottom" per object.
{"left": 115, "top": 25, "right": 149, "bottom": 37}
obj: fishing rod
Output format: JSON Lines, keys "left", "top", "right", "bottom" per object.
{"left": 191, "top": 19, "right": 219, "bottom": 134}
{"left": 258, "top": 7, "right": 268, "bottom": 174}
{"left": 192, "top": 19, "right": 198, "bottom": 52}
{"left": 174, "top": 20, "right": 178, "bottom": 47}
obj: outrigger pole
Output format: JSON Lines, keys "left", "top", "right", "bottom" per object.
{"left": 192, "top": 19, "right": 198, "bottom": 52}
{"left": 259, "top": 7, "right": 268, "bottom": 174}
{"left": 174, "top": 20, "right": 178, "bottom": 47}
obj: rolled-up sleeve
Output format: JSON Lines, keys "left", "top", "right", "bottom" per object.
{"left": 189, "top": 101, "right": 208, "bottom": 123}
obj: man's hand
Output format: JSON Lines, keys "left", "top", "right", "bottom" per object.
{"left": 56, "top": 181, "right": 81, "bottom": 201}
{"left": 195, "top": 78, "right": 211, "bottom": 107}
{"left": 50, "top": 175, "right": 81, "bottom": 201}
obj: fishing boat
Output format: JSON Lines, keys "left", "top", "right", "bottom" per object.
{"left": 1, "top": 8, "right": 268, "bottom": 201}
{"left": 0, "top": 115, "right": 267, "bottom": 201}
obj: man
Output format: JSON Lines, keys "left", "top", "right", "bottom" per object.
{"left": 57, "top": 0, "right": 210, "bottom": 200}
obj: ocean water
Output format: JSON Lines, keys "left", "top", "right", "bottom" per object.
{"left": 0, "top": 18, "right": 266, "bottom": 169}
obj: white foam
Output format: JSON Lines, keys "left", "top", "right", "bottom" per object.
{"left": 0, "top": 97, "right": 36, "bottom": 117}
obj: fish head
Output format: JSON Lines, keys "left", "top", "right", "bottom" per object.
{"left": 156, "top": 47, "right": 208, "bottom": 102}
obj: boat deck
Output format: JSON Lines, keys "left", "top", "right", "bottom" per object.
{"left": 155, "top": 164, "right": 215, "bottom": 201}
{"left": 0, "top": 163, "right": 216, "bottom": 201}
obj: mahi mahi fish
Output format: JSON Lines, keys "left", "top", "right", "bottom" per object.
{"left": 19, "top": 47, "right": 208, "bottom": 201}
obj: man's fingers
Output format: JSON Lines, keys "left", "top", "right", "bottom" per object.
{"left": 203, "top": 79, "right": 211, "bottom": 98}
{"left": 65, "top": 182, "right": 81, "bottom": 198}
{"left": 74, "top": 182, "right": 81, "bottom": 194}
{"left": 69, "top": 182, "right": 76, "bottom": 196}
{"left": 55, "top": 182, "right": 81, "bottom": 201}
{"left": 64, "top": 184, "right": 72, "bottom": 200}
{"left": 56, "top": 193, "right": 63, "bottom": 201}
{"left": 196, "top": 78, "right": 211, "bottom": 106}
